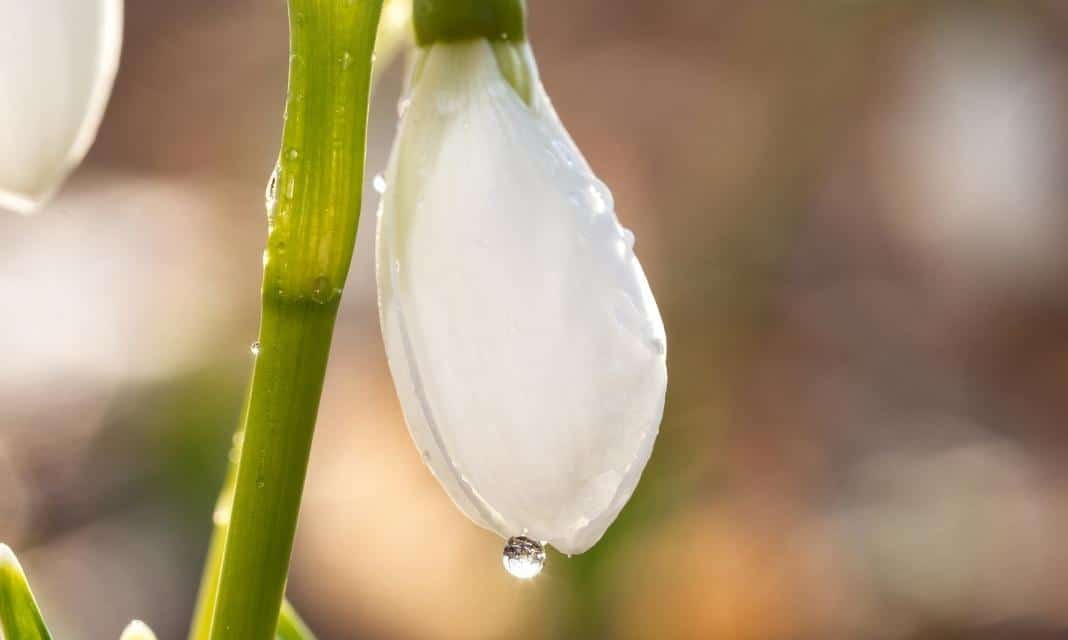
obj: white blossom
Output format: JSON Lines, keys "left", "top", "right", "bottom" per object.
{"left": 0, "top": 0, "right": 122, "bottom": 214}
{"left": 377, "top": 39, "right": 666, "bottom": 555}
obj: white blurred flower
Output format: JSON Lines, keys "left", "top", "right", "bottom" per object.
{"left": 887, "top": 10, "right": 1062, "bottom": 292}
{"left": 0, "top": 0, "right": 122, "bottom": 214}
{"left": 376, "top": 39, "right": 667, "bottom": 555}
{"left": 119, "top": 620, "right": 158, "bottom": 640}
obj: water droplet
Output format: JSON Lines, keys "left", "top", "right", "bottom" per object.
{"left": 310, "top": 275, "right": 336, "bottom": 304}
{"left": 622, "top": 228, "right": 635, "bottom": 251}
{"left": 397, "top": 97, "right": 411, "bottom": 118}
{"left": 250, "top": 341, "right": 261, "bottom": 355}
{"left": 650, "top": 337, "right": 666, "bottom": 355}
{"left": 551, "top": 139, "right": 574, "bottom": 167}
{"left": 256, "top": 479, "right": 266, "bottom": 489}
{"left": 502, "top": 536, "right": 545, "bottom": 579}
{"left": 286, "top": 148, "right": 300, "bottom": 161}
{"left": 373, "top": 173, "right": 387, "bottom": 194}
{"left": 213, "top": 505, "right": 231, "bottom": 526}
{"left": 339, "top": 50, "right": 352, "bottom": 69}
{"left": 587, "top": 181, "right": 612, "bottom": 214}
{"left": 265, "top": 166, "right": 280, "bottom": 215}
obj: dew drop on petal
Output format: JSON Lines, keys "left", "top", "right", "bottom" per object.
{"left": 502, "top": 536, "right": 546, "bottom": 579}
{"left": 397, "top": 96, "right": 412, "bottom": 118}
{"left": 373, "top": 173, "right": 388, "bottom": 194}
{"left": 551, "top": 139, "right": 574, "bottom": 167}
{"left": 622, "top": 228, "right": 635, "bottom": 251}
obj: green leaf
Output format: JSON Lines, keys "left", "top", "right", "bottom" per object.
{"left": 275, "top": 602, "right": 317, "bottom": 640}
{"left": 0, "top": 544, "right": 52, "bottom": 640}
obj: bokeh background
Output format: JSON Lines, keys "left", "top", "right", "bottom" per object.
{"left": 3, "top": 0, "right": 1068, "bottom": 638}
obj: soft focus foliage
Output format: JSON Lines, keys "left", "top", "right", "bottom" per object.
{"left": 3, "top": 1, "right": 1068, "bottom": 638}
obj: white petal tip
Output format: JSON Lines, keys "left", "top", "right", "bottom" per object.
{"left": 0, "top": 189, "right": 49, "bottom": 216}
{"left": 120, "top": 620, "right": 157, "bottom": 640}
{"left": 0, "top": 543, "right": 20, "bottom": 570}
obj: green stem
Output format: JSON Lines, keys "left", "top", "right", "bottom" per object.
{"left": 208, "top": 3, "right": 383, "bottom": 640}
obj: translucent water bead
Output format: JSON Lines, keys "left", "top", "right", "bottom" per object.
{"left": 502, "top": 536, "right": 546, "bottom": 579}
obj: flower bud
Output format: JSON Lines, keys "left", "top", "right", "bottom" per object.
{"left": 376, "top": 38, "right": 666, "bottom": 555}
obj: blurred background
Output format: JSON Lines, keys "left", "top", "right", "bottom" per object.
{"left": 3, "top": 0, "right": 1068, "bottom": 638}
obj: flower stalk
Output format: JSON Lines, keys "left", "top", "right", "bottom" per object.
{"left": 206, "top": 2, "right": 383, "bottom": 640}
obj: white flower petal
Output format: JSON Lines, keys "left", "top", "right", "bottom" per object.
{"left": 377, "top": 40, "right": 666, "bottom": 555}
{"left": 0, "top": 0, "right": 122, "bottom": 214}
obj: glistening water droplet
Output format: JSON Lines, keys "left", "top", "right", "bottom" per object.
{"left": 310, "top": 275, "right": 335, "bottom": 304}
{"left": 502, "top": 536, "right": 546, "bottom": 579}
{"left": 373, "top": 173, "right": 387, "bottom": 194}
{"left": 212, "top": 504, "right": 231, "bottom": 526}
{"left": 250, "top": 341, "right": 261, "bottom": 355}
{"left": 265, "top": 166, "right": 280, "bottom": 216}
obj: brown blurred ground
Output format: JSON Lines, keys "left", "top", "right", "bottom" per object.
{"left": 2, "top": 1, "right": 1068, "bottom": 638}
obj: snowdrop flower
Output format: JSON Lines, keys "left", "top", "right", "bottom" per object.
{"left": 0, "top": 0, "right": 122, "bottom": 214}
{"left": 377, "top": 3, "right": 667, "bottom": 562}
{"left": 119, "top": 620, "right": 158, "bottom": 640}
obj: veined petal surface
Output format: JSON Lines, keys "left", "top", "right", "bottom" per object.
{"left": 0, "top": 0, "right": 122, "bottom": 214}
{"left": 377, "top": 40, "right": 666, "bottom": 555}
